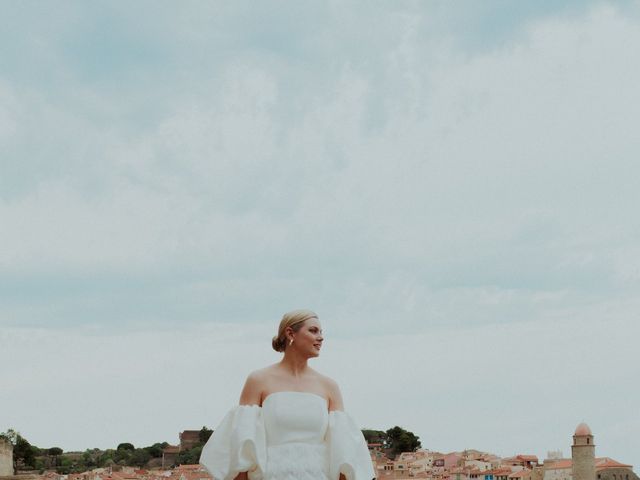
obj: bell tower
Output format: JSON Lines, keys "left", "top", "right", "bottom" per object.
{"left": 572, "top": 423, "right": 596, "bottom": 480}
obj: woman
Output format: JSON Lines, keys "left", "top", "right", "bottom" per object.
{"left": 199, "top": 309, "right": 375, "bottom": 480}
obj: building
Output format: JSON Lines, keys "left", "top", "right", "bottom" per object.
{"left": 178, "top": 432, "right": 201, "bottom": 451}
{"left": 542, "top": 424, "right": 638, "bottom": 480}
{"left": 572, "top": 423, "right": 595, "bottom": 480}
{"left": 509, "top": 470, "right": 533, "bottom": 480}
{"left": 503, "top": 456, "right": 539, "bottom": 470}
{"left": 161, "top": 446, "right": 180, "bottom": 469}
{"left": 0, "top": 437, "right": 13, "bottom": 476}
{"left": 544, "top": 459, "right": 573, "bottom": 480}
{"left": 595, "top": 459, "right": 638, "bottom": 480}
{"left": 161, "top": 429, "right": 205, "bottom": 469}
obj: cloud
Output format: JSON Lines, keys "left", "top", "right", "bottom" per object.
{"left": 3, "top": 4, "right": 639, "bottom": 333}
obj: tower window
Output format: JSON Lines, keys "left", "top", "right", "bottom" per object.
{"left": 587, "top": 438, "right": 590, "bottom": 444}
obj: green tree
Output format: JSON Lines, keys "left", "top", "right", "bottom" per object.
{"left": 34, "top": 458, "right": 45, "bottom": 473}
{"left": 46, "top": 447, "right": 64, "bottom": 471}
{"left": 99, "top": 449, "right": 116, "bottom": 468}
{"left": 130, "top": 449, "right": 151, "bottom": 468}
{"left": 5, "top": 431, "right": 37, "bottom": 471}
{"left": 114, "top": 449, "right": 131, "bottom": 465}
{"left": 0, "top": 429, "right": 18, "bottom": 444}
{"left": 199, "top": 427, "right": 213, "bottom": 444}
{"left": 58, "top": 457, "right": 73, "bottom": 475}
{"left": 385, "top": 426, "right": 421, "bottom": 456}
{"left": 143, "top": 442, "right": 168, "bottom": 459}
{"left": 81, "top": 449, "right": 97, "bottom": 469}
{"left": 362, "top": 429, "right": 387, "bottom": 445}
{"left": 176, "top": 445, "right": 203, "bottom": 466}
{"left": 114, "top": 443, "right": 135, "bottom": 465}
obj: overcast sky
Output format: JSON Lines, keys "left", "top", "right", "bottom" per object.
{"left": 1, "top": 0, "right": 639, "bottom": 470}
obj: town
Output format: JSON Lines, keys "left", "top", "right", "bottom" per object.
{"left": 1, "top": 423, "right": 636, "bottom": 480}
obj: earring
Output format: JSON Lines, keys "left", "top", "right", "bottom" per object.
{"left": 289, "top": 338, "right": 294, "bottom": 346}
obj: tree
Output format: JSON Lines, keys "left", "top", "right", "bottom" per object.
{"left": 199, "top": 427, "right": 213, "bottom": 444}
{"left": 81, "top": 449, "right": 98, "bottom": 469}
{"left": 0, "top": 429, "right": 18, "bottom": 444}
{"left": 34, "top": 458, "right": 45, "bottom": 473}
{"left": 57, "top": 456, "right": 72, "bottom": 475}
{"left": 385, "top": 426, "right": 421, "bottom": 456}
{"left": 362, "top": 429, "right": 387, "bottom": 445}
{"left": 130, "top": 449, "right": 151, "bottom": 468}
{"left": 98, "top": 449, "right": 116, "bottom": 468}
{"left": 143, "top": 442, "right": 167, "bottom": 459}
{"left": 176, "top": 445, "right": 203, "bottom": 466}
{"left": 47, "top": 447, "right": 64, "bottom": 471}
{"left": 117, "top": 443, "right": 135, "bottom": 451}
{"left": 114, "top": 447, "right": 132, "bottom": 465}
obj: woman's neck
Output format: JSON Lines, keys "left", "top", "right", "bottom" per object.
{"left": 279, "top": 350, "right": 310, "bottom": 377}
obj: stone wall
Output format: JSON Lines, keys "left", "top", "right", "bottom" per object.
{"left": 179, "top": 431, "right": 201, "bottom": 450}
{"left": 0, "top": 438, "right": 13, "bottom": 476}
{"left": 572, "top": 436, "right": 595, "bottom": 480}
{"left": 0, "top": 475, "right": 39, "bottom": 480}
{"left": 532, "top": 466, "right": 545, "bottom": 480}
{"left": 598, "top": 468, "right": 640, "bottom": 480}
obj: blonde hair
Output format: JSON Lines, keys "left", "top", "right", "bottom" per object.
{"left": 272, "top": 309, "right": 318, "bottom": 352}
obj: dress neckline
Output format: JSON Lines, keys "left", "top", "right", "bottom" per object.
{"left": 261, "top": 390, "right": 328, "bottom": 407}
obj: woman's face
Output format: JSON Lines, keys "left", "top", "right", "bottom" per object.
{"left": 290, "top": 318, "right": 324, "bottom": 357}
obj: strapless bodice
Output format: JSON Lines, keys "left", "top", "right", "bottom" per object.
{"left": 262, "top": 391, "right": 328, "bottom": 446}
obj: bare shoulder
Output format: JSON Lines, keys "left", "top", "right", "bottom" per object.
{"left": 316, "top": 372, "right": 344, "bottom": 411}
{"left": 239, "top": 366, "right": 275, "bottom": 405}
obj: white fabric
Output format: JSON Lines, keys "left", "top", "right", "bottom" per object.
{"left": 199, "top": 391, "right": 375, "bottom": 480}
{"left": 199, "top": 405, "right": 266, "bottom": 480}
{"left": 326, "top": 411, "right": 375, "bottom": 480}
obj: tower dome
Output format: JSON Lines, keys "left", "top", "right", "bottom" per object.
{"left": 575, "top": 423, "right": 592, "bottom": 436}
{"left": 572, "top": 422, "right": 595, "bottom": 480}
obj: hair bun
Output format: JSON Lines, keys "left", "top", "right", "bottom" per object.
{"left": 272, "top": 335, "right": 286, "bottom": 352}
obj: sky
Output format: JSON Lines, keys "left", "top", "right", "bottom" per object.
{"left": 1, "top": 0, "right": 640, "bottom": 470}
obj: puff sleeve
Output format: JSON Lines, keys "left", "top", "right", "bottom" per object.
{"left": 199, "top": 405, "right": 266, "bottom": 480}
{"left": 326, "top": 410, "right": 376, "bottom": 480}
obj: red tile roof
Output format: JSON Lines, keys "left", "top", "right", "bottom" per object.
{"left": 551, "top": 460, "right": 573, "bottom": 469}
{"left": 492, "top": 468, "right": 514, "bottom": 475}
{"left": 545, "top": 457, "right": 633, "bottom": 471}
{"left": 596, "top": 458, "right": 632, "bottom": 470}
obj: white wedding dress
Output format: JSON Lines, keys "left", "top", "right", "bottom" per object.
{"left": 199, "top": 391, "right": 375, "bottom": 480}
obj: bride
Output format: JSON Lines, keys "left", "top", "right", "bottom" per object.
{"left": 199, "top": 309, "right": 375, "bottom": 480}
